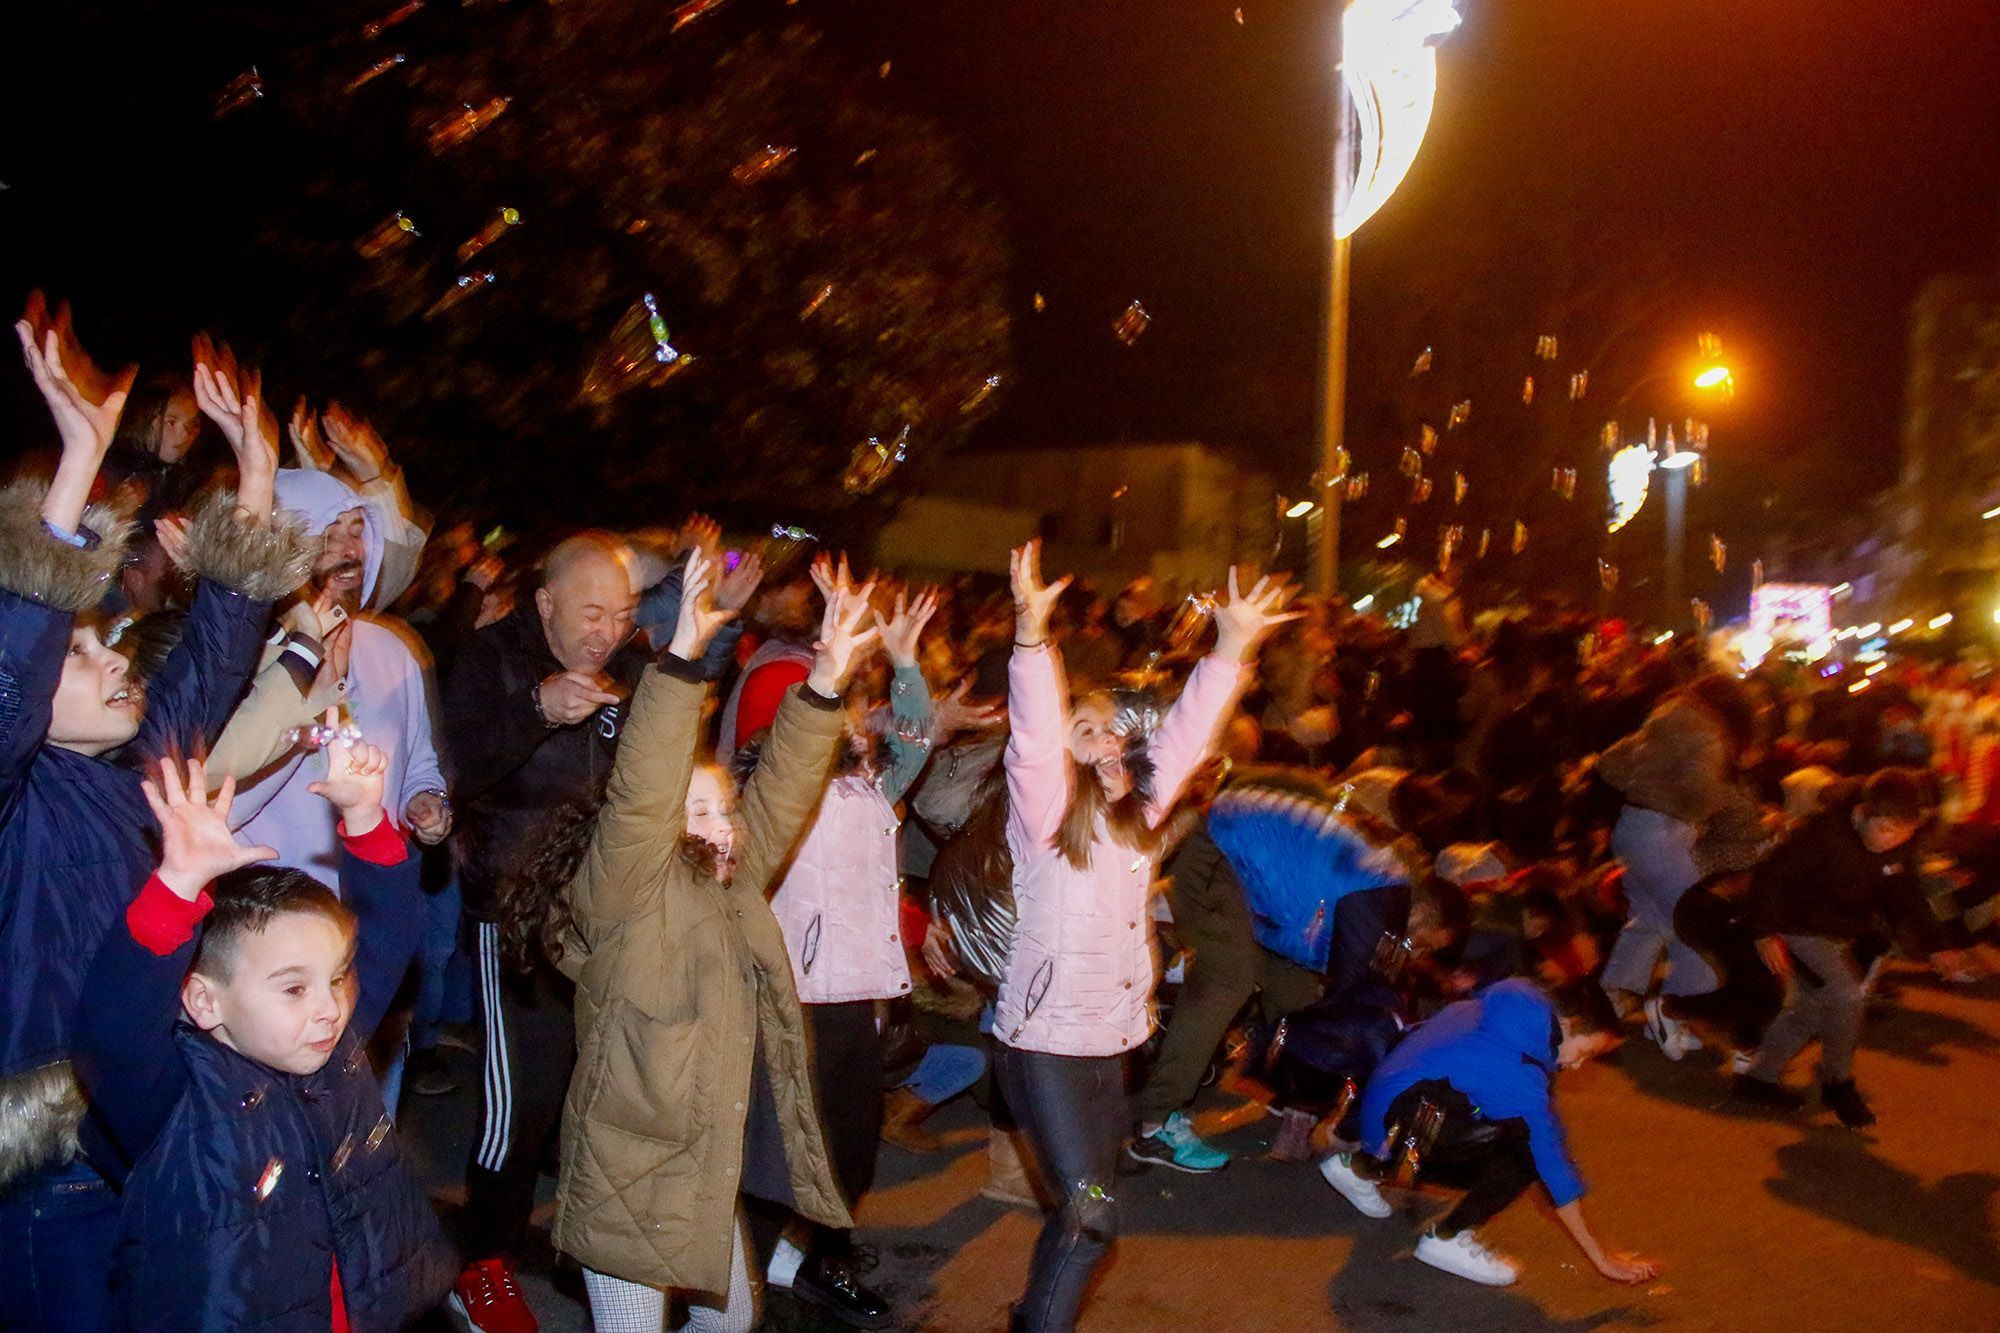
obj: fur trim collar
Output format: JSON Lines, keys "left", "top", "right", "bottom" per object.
{"left": 0, "top": 480, "right": 131, "bottom": 613}
{"left": 182, "top": 490, "right": 316, "bottom": 602}
{"left": 0, "top": 1061, "right": 85, "bottom": 1189}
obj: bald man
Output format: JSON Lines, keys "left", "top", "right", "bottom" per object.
{"left": 440, "top": 532, "right": 650, "bottom": 1326}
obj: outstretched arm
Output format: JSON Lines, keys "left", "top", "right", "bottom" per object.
{"left": 1004, "top": 541, "right": 1074, "bottom": 849}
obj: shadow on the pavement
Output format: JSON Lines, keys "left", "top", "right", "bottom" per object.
{"left": 1325, "top": 1220, "right": 1663, "bottom": 1331}
{"left": 1764, "top": 1127, "right": 2000, "bottom": 1288}
{"left": 1856, "top": 1002, "right": 2000, "bottom": 1067}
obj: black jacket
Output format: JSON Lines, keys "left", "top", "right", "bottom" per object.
{"left": 441, "top": 602, "right": 651, "bottom": 918}
{"left": 1748, "top": 789, "right": 1938, "bottom": 951}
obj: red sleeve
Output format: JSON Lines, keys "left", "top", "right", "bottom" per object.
{"left": 900, "top": 895, "right": 930, "bottom": 950}
{"left": 337, "top": 816, "right": 410, "bottom": 867}
{"left": 126, "top": 876, "right": 214, "bottom": 956}
{"left": 331, "top": 1257, "right": 349, "bottom": 1333}
{"left": 733, "top": 660, "right": 812, "bottom": 749}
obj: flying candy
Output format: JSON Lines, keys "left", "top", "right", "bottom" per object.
{"left": 642, "top": 293, "right": 681, "bottom": 364}
{"left": 1569, "top": 370, "right": 1588, "bottom": 401}
{"left": 1345, "top": 473, "right": 1370, "bottom": 501}
{"left": 1409, "top": 346, "right": 1432, "bottom": 377}
{"left": 214, "top": 67, "right": 264, "bottom": 119}
{"left": 361, "top": 0, "right": 423, "bottom": 41}
{"left": 456, "top": 206, "right": 521, "bottom": 264}
{"left": 1710, "top": 535, "right": 1726, "bottom": 572}
{"left": 1234, "top": 7, "right": 1246, "bottom": 23}
{"left": 960, "top": 374, "right": 1002, "bottom": 413}
{"left": 1698, "top": 331, "right": 1722, "bottom": 360}
{"left": 1536, "top": 334, "right": 1559, "bottom": 360}
{"left": 1523, "top": 375, "right": 1535, "bottom": 406}
{"left": 1552, "top": 468, "right": 1577, "bottom": 501}
{"left": 1032, "top": 292, "right": 1047, "bottom": 313}
{"left": 426, "top": 271, "right": 495, "bottom": 319}
{"left": 771, "top": 524, "right": 817, "bottom": 542}
{"left": 843, "top": 425, "right": 911, "bottom": 495}
{"left": 427, "top": 97, "right": 510, "bottom": 153}
{"left": 854, "top": 149, "right": 878, "bottom": 166}
{"left": 1447, "top": 400, "right": 1471, "bottom": 429}
{"left": 1400, "top": 446, "right": 1423, "bottom": 478}
{"left": 1438, "top": 524, "right": 1464, "bottom": 569}
{"left": 344, "top": 53, "right": 407, "bottom": 94}
{"left": 732, "top": 144, "right": 796, "bottom": 186}
{"left": 356, "top": 211, "right": 420, "bottom": 258}
{"left": 1476, "top": 527, "right": 1491, "bottom": 559}
{"left": 1512, "top": 520, "right": 1529, "bottom": 554}
{"left": 1113, "top": 300, "right": 1152, "bottom": 346}
{"left": 1601, "top": 420, "right": 1620, "bottom": 450}
{"left": 1692, "top": 599, "right": 1712, "bottom": 633}
{"left": 1453, "top": 472, "right": 1467, "bottom": 504}
{"left": 1411, "top": 476, "right": 1433, "bottom": 504}
{"left": 879, "top": 61, "right": 892, "bottom": 77}
{"left": 286, "top": 718, "right": 363, "bottom": 752}
{"left": 1420, "top": 423, "right": 1438, "bottom": 454}
{"left": 671, "top": 0, "right": 730, "bottom": 31}
{"left": 801, "top": 284, "right": 834, "bottom": 319}
{"left": 1598, "top": 559, "right": 1619, "bottom": 592}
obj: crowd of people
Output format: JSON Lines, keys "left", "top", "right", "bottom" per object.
{"left": 2, "top": 296, "right": 1996, "bottom": 1333}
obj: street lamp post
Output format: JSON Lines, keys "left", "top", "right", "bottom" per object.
{"left": 1314, "top": 0, "right": 1460, "bottom": 597}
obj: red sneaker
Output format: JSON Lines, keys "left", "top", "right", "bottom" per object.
{"left": 448, "top": 1258, "right": 539, "bottom": 1333}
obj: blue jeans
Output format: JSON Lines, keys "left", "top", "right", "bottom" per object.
{"left": 412, "top": 869, "right": 471, "bottom": 1047}
{"left": 1603, "top": 806, "right": 1719, "bottom": 998}
{"left": 994, "top": 1044, "right": 1127, "bottom": 1333}
{"left": 0, "top": 1157, "right": 119, "bottom": 1332}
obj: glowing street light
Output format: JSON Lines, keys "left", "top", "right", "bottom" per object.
{"left": 1335, "top": 0, "right": 1462, "bottom": 239}
{"left": 1693, "top": 365, "right": 1734, "bottom": 390}
{"left": 1317, "top": 0, "right": 1460, "bottom": 596}
{"left": 1286, "top": 498, "right": 1317, "bottom": 519}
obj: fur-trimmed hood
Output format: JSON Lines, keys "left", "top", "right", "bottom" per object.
{"left": 0, "top": 1061, "right": 85, "bottom": 1190}
{"left": 0, "top": 479, "right": 131, "bottom": 612}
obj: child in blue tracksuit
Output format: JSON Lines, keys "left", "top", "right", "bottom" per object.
{"left": 1319, "top": 979, "right": 1658, "bottom": 1288}
{"left": 72, "top": 747, "right": 453, "bottom": 1331}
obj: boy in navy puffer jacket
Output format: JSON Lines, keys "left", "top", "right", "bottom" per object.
{"left": 74, "top": 745, "right": 453, "bottom": 1332}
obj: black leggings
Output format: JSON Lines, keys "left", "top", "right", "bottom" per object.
{"left": 802, "top": 999, "right": 885, "bottom": 1259}
{"left": 1360, "top": 1080, "right": 1538, "bottom": 1236}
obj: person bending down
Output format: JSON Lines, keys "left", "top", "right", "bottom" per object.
{"left": 1320, "top": 979, "right": 1657, "bottom": 1289}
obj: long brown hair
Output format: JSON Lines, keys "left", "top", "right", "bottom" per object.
{"left": 1054, "top": 690, "right": 1162, "bottom": 871}
{"left": 495, "top": 796, "right": 601, "bottom": 974}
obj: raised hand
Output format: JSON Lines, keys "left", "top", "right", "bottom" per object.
{"left": 143, "top": 758, "right": 278, "bottom": 900}
{"left": 289, "top": 398, "right": 335, "bottom": 471}
{"left": 306, "top": 716, "right": 390, "bottom": 833}
{"left": 1008, "top": 540, "right": 1071, "bottom": 648}
{"left": 191, "top": 333, "right": 278, "bottom": 521}
{"left": 810, "top": 551, "right": 857, "bottom": 602}
{"left": 933, "top": 680, "right": 1004, "bottom": 737}
{"left": 1211, "top": 567, "right": 1303, "bottom": 663}
{"left": 677, "top": 513, "right": 722, "bottom": 561}
{"left": 666, "top": 547, "right": 738, "bottom": 662}
{"left": 155, "top": 516, "right": 193, "bottom": 571}
{"left": 875, "top": 587, "right": 939, "bottom": 670}
{"left": 321, "top": 402, "right": 389, "bottom": 485}
{"left": 19, "top": 292, "right": 137, "bottom": 533}
{"left": 806, "top": 563, "right": 880, "bottom": 697}
{"left": 715, "top": 548, "right": 765, "bottom": 612}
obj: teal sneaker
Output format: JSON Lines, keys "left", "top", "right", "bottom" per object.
{"left": 1125, "top": 1111, "right": 1231, "bottom": 1173}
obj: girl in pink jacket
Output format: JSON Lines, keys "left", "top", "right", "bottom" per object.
{"left": 994, "top": 541, "right": 1296, "bottom": 1333}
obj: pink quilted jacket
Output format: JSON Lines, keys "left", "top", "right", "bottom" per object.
{"left": 994, "top": 645, "right": 1246, "bottom": 1056}
{"left": 769, "top": 776, "right": 913, "bottom": 1004}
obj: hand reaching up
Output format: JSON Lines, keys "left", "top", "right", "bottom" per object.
{"left": 875, "top": 588, "right": 939, "bottom": 670}
{"left": 289, "top": 398, "right": 335, "bottom": 471}
{"left": 807, "top": 562, "right": 880, "bottom": 698}
{"left": 321, "top": 402, "right": 390, "bottom": 486}
{"left": 18, "top": 292, "right": 137, "bottom": 533}
{"left": 1211, "top": 568, "right": 1303, "bottom": 664}
{"left": 191, "top": 333, "right": 278, "bottom": 521}
{"left": 305, "top": 714, "right": 389, "bottom": 834}
{"left": 933, "top": 680, "right": 1004, "bottom": 737}
{"left": 143, "top": 758, "right": 277, "bottom": 901}
{"left": 715, "top": 548, "right": 765, "bottom": 612}
{"left": 666, "top": 547, "right": 738, "bottom": 662}
{"left": 1009, "top": 540, "right": 1071, "bottom": 648}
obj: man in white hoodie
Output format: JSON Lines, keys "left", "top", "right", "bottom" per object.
{"left": 230, "top": 469, "right": 450, "bottom": 884}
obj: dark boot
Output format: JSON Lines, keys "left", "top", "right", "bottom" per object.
{"left": 881, "top": 1085, "right": 943, "bottom": 1154}
{"left": 792, "top": 1252, "right": 893, "bottom": 1330}
{"left": 1820, "top": 1078, "right": 1876, "bottom": 1129}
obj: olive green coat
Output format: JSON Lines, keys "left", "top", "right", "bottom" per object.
{"left": 553, "top": 660, "right": 852, "bottom": 1295}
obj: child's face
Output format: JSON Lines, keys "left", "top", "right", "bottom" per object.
{"left": 183, "top": 912, "right": 358, "bottom": 1076}
{"left": 50, "top": 627, "right": 143, "bottom": 756}
{"left": 683, "top": 765, "right": 738, "bottom": 866}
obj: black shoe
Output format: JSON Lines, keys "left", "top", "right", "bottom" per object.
{"left": 791, "top": 1254, "right": 893, "bottom": 1330}
{"left": 407, "top": 1048, "right": 459, "bottom": 1098}
{"left": 1732, "top": 1074, "right": 1806, "bottom": 1111}
{"left": 1820, "top": 1079, "right": 1877, "bottom": 1129}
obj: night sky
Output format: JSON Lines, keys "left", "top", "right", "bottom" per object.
{"left": 5, "top": 1, "right": 1998, "bottom": 569}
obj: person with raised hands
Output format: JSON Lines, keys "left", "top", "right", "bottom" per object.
{"left": 71, "top": 747, "right": 452, "bottom": 1330}
{"left": 484, "top": 549, "right": 874, "bottom": 1333}
{"left": 746, "top": 586, "right": 942, "bottom": 1327}
{"left": 0, "top": 297, "right": 313, "bottom": 1332}
{"left": 993, "top": 541, "right": 1298, "bottom": 1333}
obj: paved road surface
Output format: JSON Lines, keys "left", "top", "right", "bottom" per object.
{"left": 403, "top": 966, "right": 2000, "bottom": 1331}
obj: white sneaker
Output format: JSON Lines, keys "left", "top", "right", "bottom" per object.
{"left": 1319, "top": 1152, "right": 1393, "bottom": 1219}
{"left": 1642, "top": 997, "right": 1702, "bottom": 1061}
{"left": 1414, "top": 1230, "right": 1521, "bottom": 1286}
{"left": 766, "top": 1236, "right": 805, "bottom": 1290}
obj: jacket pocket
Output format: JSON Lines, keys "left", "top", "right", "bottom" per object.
{"left": 588, "top": 1013, "right": 701, "bottom": 1144}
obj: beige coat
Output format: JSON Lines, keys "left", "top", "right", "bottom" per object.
{"left": 553, "top": 662, "right": 851, "bottom": 1295}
